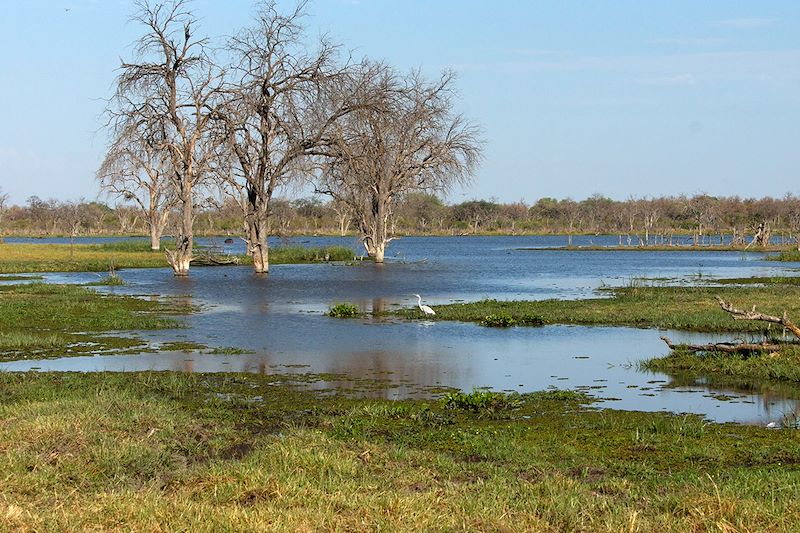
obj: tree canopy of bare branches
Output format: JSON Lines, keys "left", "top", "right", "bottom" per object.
{"left": 0, "top": 187, "right": 9, "bottom": 242}
{"left": 316, "top": 66, "right": 482, "bottom": 262}
{"left": 212, "top": 1, "right": 372, "bottom": 273}
{"left": 107, "top": 0, "right": 220, "bottom": 275}
{"left": 97, "top": 105, "right": 174, "bottom": 250}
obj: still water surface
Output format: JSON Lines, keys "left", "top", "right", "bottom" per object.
{"left": 4, "top": 236, "right": 800, "bottom": 425}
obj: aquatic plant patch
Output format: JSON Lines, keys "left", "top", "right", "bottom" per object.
{"left": 327, "top": 302, "right": 362, "bottom": 318}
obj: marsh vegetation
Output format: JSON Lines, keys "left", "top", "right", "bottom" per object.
{"left": 2, "top": 372, "right": 799, "bottom": 532}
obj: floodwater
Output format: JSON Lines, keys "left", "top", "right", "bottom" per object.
{"left": 3, "top": 235, "right": 800, "bottom": 425}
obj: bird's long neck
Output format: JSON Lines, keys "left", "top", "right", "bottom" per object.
{"left": 416, "top": 295, "right": 422, "bottom": 305}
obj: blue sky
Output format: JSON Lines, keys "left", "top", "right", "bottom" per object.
{"left": 0, "top": 0, "right": 798, "bottom": 205}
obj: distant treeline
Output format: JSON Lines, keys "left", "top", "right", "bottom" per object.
{"left": 1, "top": 192, "right": 799, "bottom": 245}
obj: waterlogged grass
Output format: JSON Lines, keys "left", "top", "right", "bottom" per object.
{"left": 0, "top": 243, "right": 355, "bottom": 273}
{"left": 0, "top": 372, "right": 799, "bottom": 531}
{"left": 270, "top": 245, "right": 355, "bottom": 264}
{"left": 715, "top": 276, "right": 800, "bottom": 286}
{"left": 406, "top": 285, "right": 800, "bottom": 333}
{"left": 0, "top": 242, "right": 168, "bottom": 272}
{"left": 205, "top": 346, "right": 256, "bottom": 355}
{"left": 90, "top": 239, "right": 156, "bottom": 252}
{"left": 642, "top": 347, "right": 800, "bottom": 383}
{"left": 0, "top": 283, "right": 191, "bottom": 360}
{"left": 0, "top": 274, "right": 44, "bottom": 281}
{"left": 86, "top": 272, "right": 126, "bottom": 286}
{"left": 766, "top": 249, "right": 800, "bottom": 262}
{"left": 523, "top": 244, "right": 786, "bottom": 252}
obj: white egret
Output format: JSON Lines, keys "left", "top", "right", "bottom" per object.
{"left": 413, "top": 294, "right": 435, "bottom": 316}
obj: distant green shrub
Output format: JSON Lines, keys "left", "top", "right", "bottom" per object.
{"left": 327, "top": 302, "right": 361, "bottom": 318}
{"left": 480, "top": 313, "right": 517, "bottom": 327}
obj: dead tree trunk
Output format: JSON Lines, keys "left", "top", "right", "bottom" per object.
{"left": 716, "top": 297, "right": 800, "bottom": 339}
{"left": 166, "top": 186, "right": 195, "bottom": 276}
{"left": 660, "top": 297, "right": 800, "bottom": 354}
{"left": 660, "top": 336, "right": 783, "bottom": 354}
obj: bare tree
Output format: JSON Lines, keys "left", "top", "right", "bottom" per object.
{"left": 213, "top": 1, "right": 366, "bottom": 273}
{"left": 329, "top": 197, "right": 353, "bottom": 236}
{"left": 62, "top": 199, "right": 85, "bottom": 258}
{"left": 558, "top": 199, "right": 580, "bottom": 246}
{"left": 107, "top": 0, "right": 220, "bottom": 275}
{"left": 0, "top": 187, "right": 8, "bottom": 242}
{"left": 114, "top": 203, "right": 141, "bottom": 234}
{"left": 317, "top": 67, "right": 482, "bottom": 262}
{"left": 640, "top": 198, "right": 660, "bottom": 246}
{"left": 98, "top": 110, "right": 174, "bottom": 250}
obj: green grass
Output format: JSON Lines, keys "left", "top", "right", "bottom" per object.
{"left": 641, "top": 346, "right": 800, "bottom": 383}
{"left": 0, "top": 243, "right": 356, "bottom": 273}
{"left": 0, "top": 371, "right": 799, "bottom": 531}
{"left": 521, "top": 245, "right": 786, "bottom": 252}
{"left": 0, "top": 243, "right": 168, "bottom": 272}
{"left": 766, "top": 249, "right": 800, "bottom": 262}
{"left": 442, "top": 389, "right": 523, "bottom": 413}
{"left": 714, "top": 276, "right": 800, "bottom": 286}
{"left": 205, "top": 346, "right": 256, "bottom": 355}
{"left": 270, "top": 245, "right": 355, "bottom": 264}
{"left": 0, "top": 274, "right": 44, "bottom": 281}
{"left": 90, "top": 240, "right": 156, "bottom": 252}
{"left": 397, "top": 285, "right": 800, "bottom": 333}
{"left": 0, "top": 283, "right": 191, "bottom": 360}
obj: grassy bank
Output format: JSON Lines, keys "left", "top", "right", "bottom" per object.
{"left": 521, "top": 245, "right": 784, "bottom": 252}
{"left": 641, "top": 347, "right": 800, "bottom": 384}
{"left": 0, "top": 242, "right": 168, "bottom": 272}
{"left": 0, "top": 242, "right": 356, "bottom": 273}
{"left": 0, "top": 372, "right": 798, "bottom": 532}
{"left": 767, "top": 249, "right": 800, "bottom": 262}
{"left": 401, "top": 284, "right": 800, "bottom": 333}
{"left": 0, "top": 283, "right": 191, "bottom": 360}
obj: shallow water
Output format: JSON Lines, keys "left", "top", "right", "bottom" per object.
{"left": 4, "top": 236, "right": 800, "bottom": 425}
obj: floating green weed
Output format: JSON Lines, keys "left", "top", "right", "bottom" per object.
{"left": 327, "top": 302, "right": 361, "bottom": 318}
{"left": 206, "top": 346, "right": 256, "bottom": 355}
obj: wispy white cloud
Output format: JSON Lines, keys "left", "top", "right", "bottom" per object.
{"left": 713, "top": 17, "right": 776, "bottom": 29}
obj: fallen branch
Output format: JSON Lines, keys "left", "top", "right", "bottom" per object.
{"left": 716, "top": 297, "right": 800, "bottom": 339}
{"left": 660, "top": 336, "right": 782, "bottom": 354}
